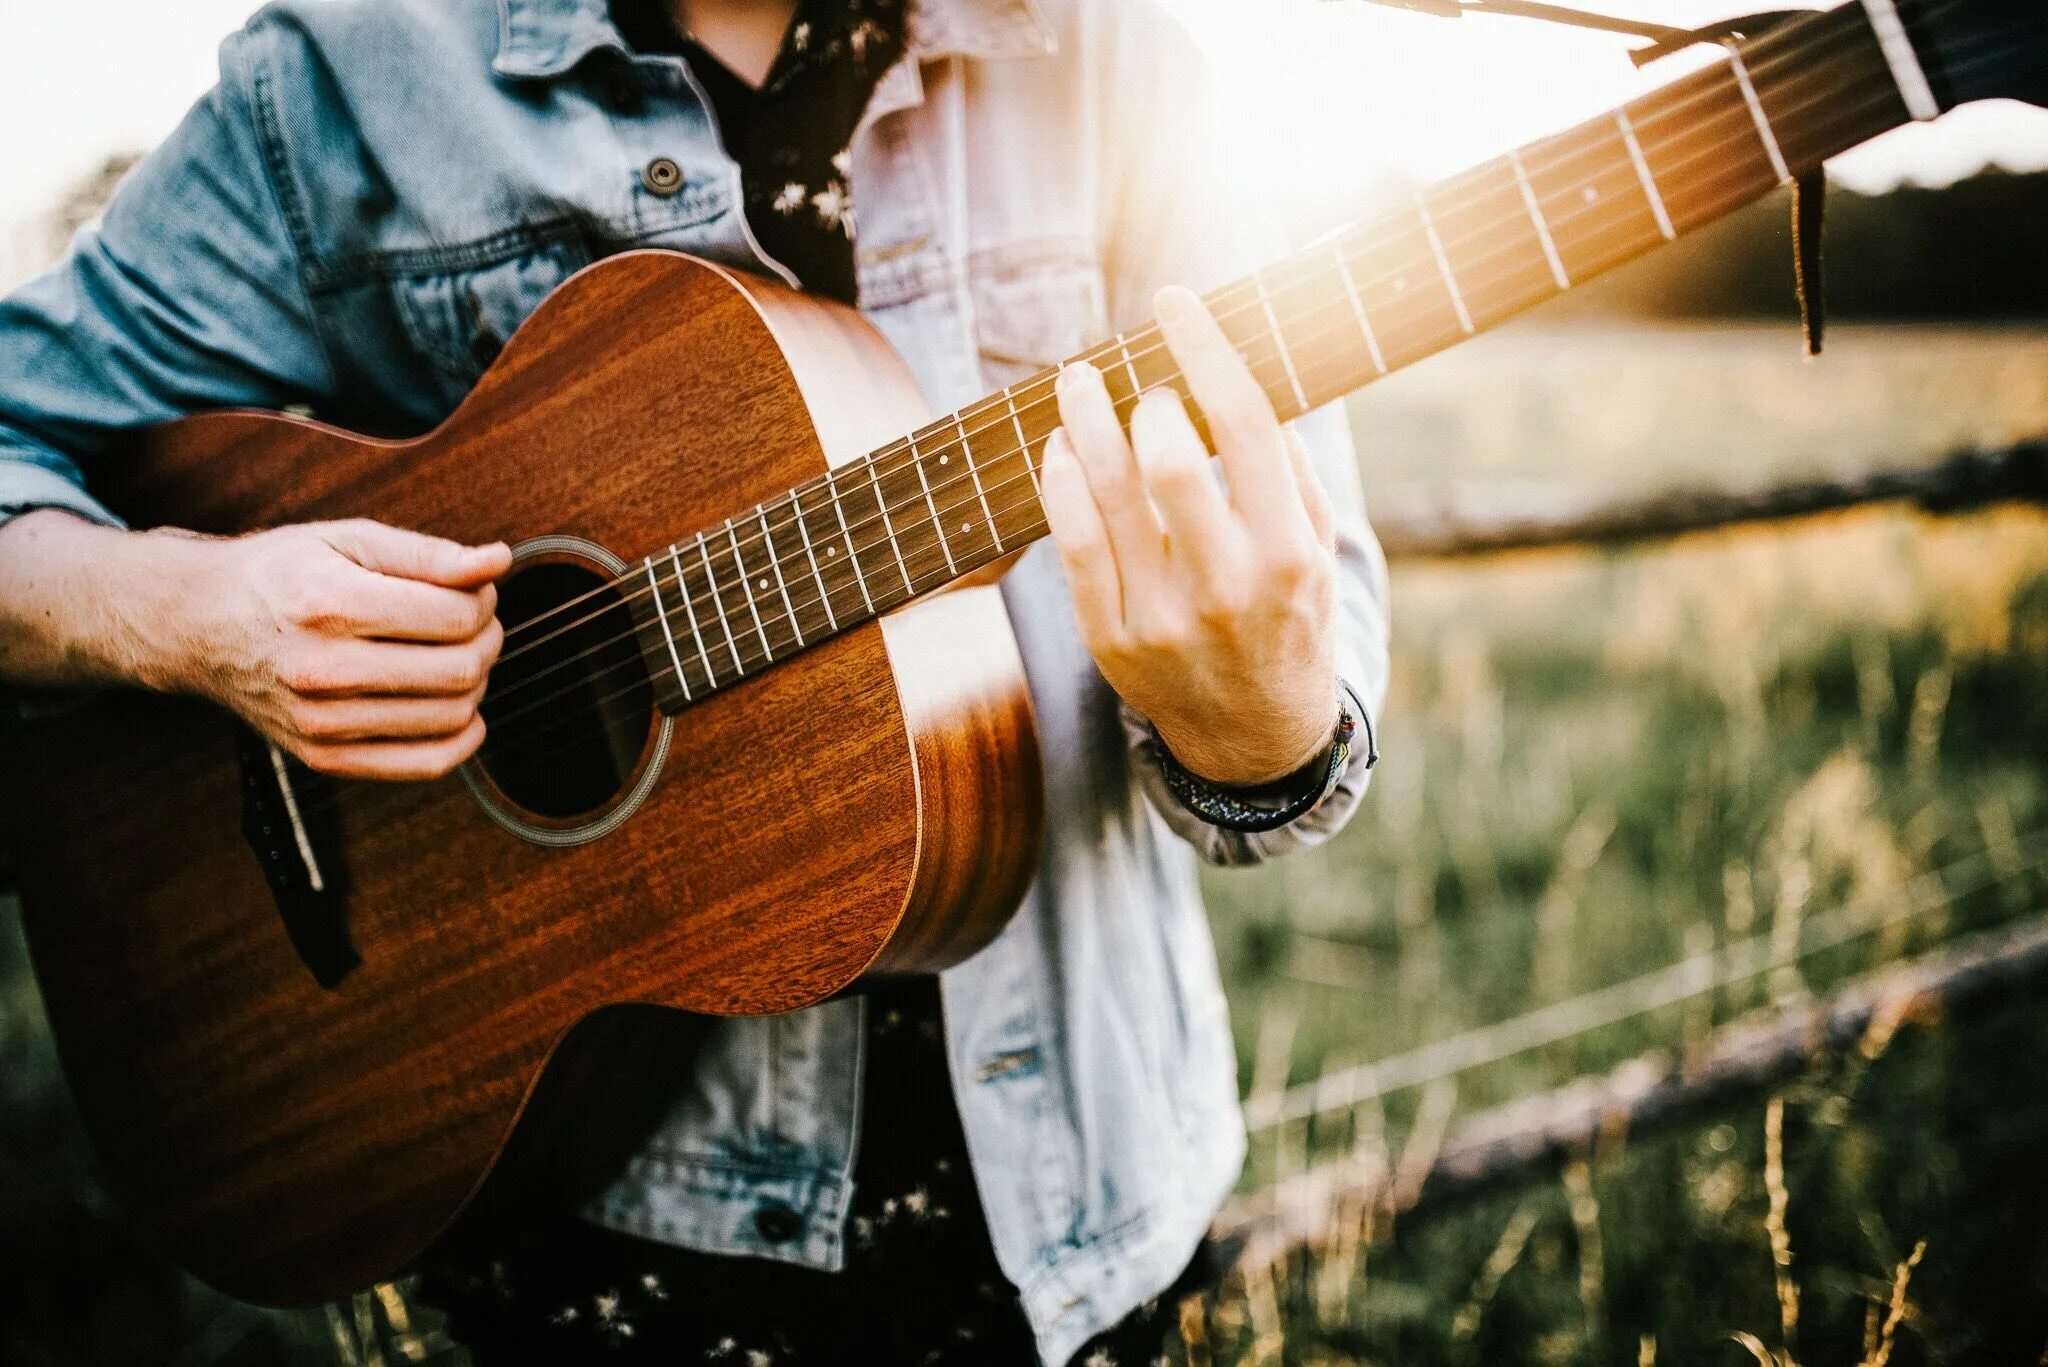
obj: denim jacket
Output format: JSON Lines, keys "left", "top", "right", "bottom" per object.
{"left": 0, "top": 0, "right": 1389, "bottom": 1359}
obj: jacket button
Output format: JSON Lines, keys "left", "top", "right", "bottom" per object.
{"left": 642, "top": 157, "right": 684, "bottom": 196}
{"left": 753, "top": 1204, "right": 801, "bottom": 1244}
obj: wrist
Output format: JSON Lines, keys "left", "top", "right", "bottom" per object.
{"left": 1152, "top": 688, "right": 1339, "bottom": 788}
{"left": 115, "top": 528, "right": 232, "bottom": 695}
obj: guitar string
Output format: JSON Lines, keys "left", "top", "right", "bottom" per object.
{"left": 480, "top": 28, "right": 1902, "bottom": 719}
{"left": 487, "top": 1, "right": 1892, "bottom": 662}
{"left": 486, "top": 19, "right": 1907, "bottom": 685}
{"left": 467, "top": 51, "right": 1928, "bottom": 747}
{"left": 494, "top": 8, "right": 1886, "bottom": 668}
{"left": 447, "top": 50, "right": 1943, "bottom": 762}
{"left": 518, "top": 0, "right": 2025, "bottom": 670}
{"left": 471, "top": 34, "right": 1907, "bottom": 715}
{"left": 285, "top": 11, "right": 2003, "bottom": 796}
{"left": 488, "top": 4, "right": 1881, "bottom": 664}
{"left": 458, "top": 54, "right": 1944, "bottom": 760}
{"left": 292, "top": 45, "right": 2003, "bottom": 810}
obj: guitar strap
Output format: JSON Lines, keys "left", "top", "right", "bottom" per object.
{"left": 1350, "top": 0, "right": 1832, "bottom": 354}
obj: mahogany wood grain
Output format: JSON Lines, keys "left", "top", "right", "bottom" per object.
{"left": 4, "top": 251, "right": 1042, "bottom": 1306}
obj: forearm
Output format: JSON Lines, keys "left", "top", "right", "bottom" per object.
{"left": 0, "top": 509, "right": 208, "bottom": 693}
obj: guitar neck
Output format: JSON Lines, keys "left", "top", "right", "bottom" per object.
{"left": 640, "top": 0, "right": 1921, "bottom": 708}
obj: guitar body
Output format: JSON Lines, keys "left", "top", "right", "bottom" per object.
{"left": 5, "top": 251, "right": 1043, "bottom": 1305}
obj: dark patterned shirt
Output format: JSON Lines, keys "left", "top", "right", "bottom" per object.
{"left": 610, "top": 0, "right": 908, "bottom": 304}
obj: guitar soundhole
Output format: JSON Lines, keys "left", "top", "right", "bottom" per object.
{"left": 463, "top": 539, "right": 672, "bottom": 844}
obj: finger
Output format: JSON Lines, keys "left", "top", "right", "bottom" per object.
{"left": 289, "top": 618, "right": 502, "bottom": 697}
{"left": 1054, "top": 363, "right": 1166, "bottom": 584}
{"left": 297, "top": 716, "right": 488, "bottom": 782}
{"left": 322, "top": 519, "right": 511, "bottom": 588}
{"left": 1153, "top": 285, "right": 1313, "bottom": 544}
{"left": 1128, "top": 388, "right": 1238, "bottom": 584}
{"left": 342, "top": 574, "right": 498, "bottom": 642}
{"left": 287, "top": 681, "right": 486, "bottom": 743}
{"left": 1285, "top": 426, "right": 1337, "bottom": 554}
{"left": 1039, "top": 428, "right": 1124, "bottom": 636}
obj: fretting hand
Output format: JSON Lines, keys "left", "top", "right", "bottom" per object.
{"left": 1039, "top": 284, "right": 1340, "bottom": 788}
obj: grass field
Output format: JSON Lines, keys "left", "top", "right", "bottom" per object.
{"left": 1187, "top": 321, "right": 2048, "bottom": 1365}
{"left": 2, "top": 322, "right": 2046, "bottom": 1365}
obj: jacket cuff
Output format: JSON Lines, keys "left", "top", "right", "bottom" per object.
{"left": 0, "top": 446, "right": 124, "bottom": 534}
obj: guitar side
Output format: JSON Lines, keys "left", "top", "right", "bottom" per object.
{"left": 3, "top": 251, "right": 1042, "bottom": 1305}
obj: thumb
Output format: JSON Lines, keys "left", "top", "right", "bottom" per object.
{"left": 321, "top": 519, "right": 511, "bottom": 587}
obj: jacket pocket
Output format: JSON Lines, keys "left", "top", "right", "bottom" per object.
{"left": 969, "top": 252, "right": 1109, "bottom": 390}
{"left": 390, "top": 237, "right": 591, "bottom": 384}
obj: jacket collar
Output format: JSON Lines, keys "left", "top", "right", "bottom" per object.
{"left": 492, "top": 0, "right": 1053, "bottom": 79}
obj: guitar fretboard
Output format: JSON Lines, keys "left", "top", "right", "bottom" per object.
{"left": 634, "top": 1, "right": 1915, "bottom": 710}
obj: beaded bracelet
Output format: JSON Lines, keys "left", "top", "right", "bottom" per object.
{"left": 1148, "top": 688, "right": 1374, "bottom": 835}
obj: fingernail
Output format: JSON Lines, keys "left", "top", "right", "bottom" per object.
{"left": 1128, "top": 390, "right": 1159, "bottom": 436}
{"left": 1155, "top": 285, "right": 1201, "bottom": 324}
{"left": 1057, "top": 362, "right": 1097, "bottom": 393}
{"left": 1044, "top": 428, "right": 1072, "bottom": 464}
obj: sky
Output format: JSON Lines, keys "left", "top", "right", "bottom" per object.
{"left": 3, "top": 0, "right": 2046, "bottom": 244}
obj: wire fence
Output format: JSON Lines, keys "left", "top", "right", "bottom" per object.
{"left": 1217, "top": 905, "right": 2048, "bottom": 1277}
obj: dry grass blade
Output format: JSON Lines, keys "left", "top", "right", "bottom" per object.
{"left": 1449, "top": 1204, "right": 1540, "bottom": 1343}
{"left": 1562, "top": 1154, "right": 1606, "bottom": 1341}
{"left": 1731, "top": 1330, "right": 1795, "bottom": 1367}
{"left": 1764, "top": 1097, "right": 1801, "bottom": 1363}
{"left": 1861, "top": 1239, "right": 1928, "bottom": 1367}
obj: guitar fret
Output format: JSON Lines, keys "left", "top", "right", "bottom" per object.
{"left": 827, "top": 472, "right": 875, "bottom": 614}
{"left": 756, "top": 506, "right": 804, "bottom": 647}
{"left": 957, "top": 415, "right": 1003, "bottom": 553}
{"left": 642, "top": 556, "right": 692, "bottom": 702}
{"left": 867, "top": 459, "right": 916, "bottom": 596}
{"left": 1727, "top": 46, "right": 1792, "bottom": 184}
{"left": 697, "top": 533, "right": 745, "bottom": 676}
{"left": 1117, "top": 335, "right": 1143, "bottom": 397}
{"left": 726, "top": 522, "right": 774, "bottom": 662}
{"left": 1509, "top": 150, "right": 1572, "bottom": 292}
{"left": 669, "top": 544, "right": 716, "bottom": 686}
{"left": 1252, "top": 270, "right": 1308, "bottom": 410}
{"left": 789, "top": 488, "right": 838, "bottom": 632}
{"left": 1332, "top": 243, "right": 1386, "bottom": 375}
{"left": 1010, "top": 399, "right": 1042, "bottom": 501}
{"left": 1414, "top": 193, "right": 1475, "bottom": 336}
{"left": 909, "top": 444, "right": 957, "bottom": 574}
{"left": 1859, "top": 0, "right": 1940, "bottom": 121}
{"left": 1615, "top": 108, "right": 1677, "bottom": 241}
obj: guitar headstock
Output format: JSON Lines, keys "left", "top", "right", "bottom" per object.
{"left": 1909, "top": 0, "right": 2048, "bottom": 110}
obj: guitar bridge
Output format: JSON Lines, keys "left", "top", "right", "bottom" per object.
{"left": 236, "top": 729, "right": 357, "bottom": 988}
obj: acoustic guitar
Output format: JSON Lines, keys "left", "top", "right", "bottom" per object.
{"left": 7, "top": 0, "right": 2042, "bottom": 1307}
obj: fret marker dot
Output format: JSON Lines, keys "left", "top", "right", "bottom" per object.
{"left": 1583, "top": 186, "right": 1599, "bottom": 203}
{"left": 828, "top": 547, "right": 837, "bottom": 556}
{"left": 758, "top": 579, "right": 768, "bottom": 590}
{"left": 961, "top": 522, "right": 970, "bottom": 533}
{"left": 939, "top": 455, "right": 948, "bottom": 464}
